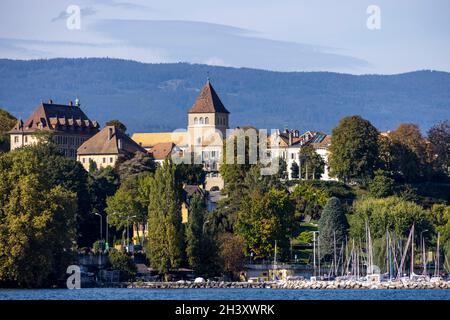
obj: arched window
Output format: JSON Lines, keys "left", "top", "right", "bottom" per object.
{"left": 200, "top": 117, "right": 204, "bottom": 124}
{"left": 205, "top": 117, "right": 209, "bottom": 124}
{"left": 194, "top": 117, "right": 198, "bottom": 124}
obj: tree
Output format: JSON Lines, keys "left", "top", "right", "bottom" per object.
{"left": 116, "top": 151, "right": 155, "bottom": 182}
{"left": 318, "top": 197, "right": 348, "bottom": 259}
{"left": 427, "top": 120, "right": 450, "bottom": 175}
{"left": 329, "top": 115, "right": 380, "bottom": 184}
{"left": 300, "top": 146, "right": 325, "bottom": 180}
{"left": 389, "top": 123, "right": 430, "bottom": 182}
{"left": 0, "top": 108, "right": 16, "bottom": 152}
{"left": 108, "top": 249, "right": 137, "bottom": 281}
{"left": 218, "top": 233, "right": 246, "bottom": 280}
{"left": 0, "top": 146, "right": 77, "bottom": 287}
{"left": 185, "top": 194, "right": 205, "bottom": 270}
{"left": 32, "top": 143, "right": 93, "bottom": 247}
{"left": 235, "top": 188, "right": 294, "bottom": 260}
{"left": 290, "top": 183, "right": 328, "bottom": 221}
{"left": 175, "top": 163, "right": 206, "bottom": 186}
{"left": 106, "top": 176, "right": 148, "bottom": 245}
{"left": 146, "top": 160, "right": 183, "bottom": 279}
{"left": 349, "top": 196, "right": 432, "bottom": 240}
{"left": 185, "top": 194, "right": 219, "bottom": 277}
{"left": 368, "top": 170, "right": 395, "bottom": 198}
{"left": 105, "top": 119, "right": 127, "bottom": 132}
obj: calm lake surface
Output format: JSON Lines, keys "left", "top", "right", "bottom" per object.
{"left": 0, "top": 288, "right": 449, "bottom": 300}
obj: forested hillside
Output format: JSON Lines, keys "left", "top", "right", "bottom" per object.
{"left": 0, "top": 58, "right": 449, "bottom": 133}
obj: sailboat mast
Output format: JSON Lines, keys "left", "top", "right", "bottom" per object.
{"left": 410, "top": 224, "right": 415, "bottom": 277}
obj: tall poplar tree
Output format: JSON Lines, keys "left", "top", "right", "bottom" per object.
{"left": 146, "top": 160, "right": 183, "bottom": 279}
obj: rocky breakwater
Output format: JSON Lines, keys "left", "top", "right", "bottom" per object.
{"left": 128, "top": 279, "right": 450, "bottom": 290}
{"left": 279, "top": 279, "right": 450, "bottom": 290}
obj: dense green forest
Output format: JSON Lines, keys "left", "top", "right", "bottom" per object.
{"left": 1, "top": 58, "right": 449, "bottom": 133}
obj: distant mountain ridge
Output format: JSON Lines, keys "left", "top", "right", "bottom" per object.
{"left": 0, "top": 58, "right": 449, "bottom": 134}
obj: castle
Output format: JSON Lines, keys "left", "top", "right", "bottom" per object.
{"left": 8, "top": 80, "right": 333, "bottom": 188}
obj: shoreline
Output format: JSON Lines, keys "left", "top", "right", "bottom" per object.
{"left": 121, "top": 280, "right": 450, "bottom": 290}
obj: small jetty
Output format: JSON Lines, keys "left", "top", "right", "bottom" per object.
{"left": 126, "top": 279, "right": 450, "bottom": 290}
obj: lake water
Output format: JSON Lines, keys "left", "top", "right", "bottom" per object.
{"left": 0, "top": 288, "right": 449, "bottom": 300}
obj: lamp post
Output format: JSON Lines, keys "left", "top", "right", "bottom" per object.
{"left": 93, "top": 212, "right": 102, "bottom": 244}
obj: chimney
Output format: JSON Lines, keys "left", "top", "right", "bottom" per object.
{"left": 108, "top": 127, "right": 113, "bottom": 140}
{"left": 48, "top": 99, "right": 53, "bottom": 104}
{"left": 289, "top": 131, "right": 292, "bottom": 145}
{"left": 118, "top": 138, "right": 122, "bottom": 150}
{"left": 69, "top": 101, "right": 73, "bottom": 107}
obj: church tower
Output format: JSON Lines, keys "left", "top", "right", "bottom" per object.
{"left": 186, "top": 80, "right": 230, "bottom": 177}
{"left": 187, "top": 80, "right": 230, "bottom": 147}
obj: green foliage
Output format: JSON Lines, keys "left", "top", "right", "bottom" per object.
{"left": 236, "top": 188, "right": 294, "bottom": 260}
{"left": 0, "top": 146, "right": 77, "bottom": 287}
{"left": 318, "top": 197, "right": 348, "bottom": 258}
{"left": 116, "top": 151, "right": 155, "bottom": 182}
{"left": 217, "top": 232, "right": 246, "bottom": 279}
{"left": 105, "top": 119, "right": 127, "bottom": 132}
{"left": 32, "top": 144, "right": 93, "bottom": 247}
{"left": 369, "top": 170, "right": 395, "bottom": 198}
{"left": 185, "top": 194, "right": 219, "bottom": 277}
{"left": 0, "top": 108, "right": 16, "bottom": 152}
{"left": 349, "top": 196, "right": 432, "bottom": 240}
{"left": 185, "top": 194, "right": 205, "bottom": 270}
{"left": 300, "top": 146, "right": 325, "bottom": 180}
{"left": 427, "top": 120, "right": 450, "bottom": 175}
{"left": 105, "top": 177, "right": 148, "bottom": 245}
{"left": 290, "top": 183, "right": 328, "bottom": 220}
{"left": 175, "top": 163, "right": 206, "bottom": 185}
{"left": 146, "top": 160, "right": 183, "bottom": 277}
{"left": 329, "top": 115, "right": 380, "bottom": 184}
{"left": 108, "top": 249, "right": 137, "bottom": 281}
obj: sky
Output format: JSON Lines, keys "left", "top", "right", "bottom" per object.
{"left": 0, "top": 0, "right": 449, "bottom": 74}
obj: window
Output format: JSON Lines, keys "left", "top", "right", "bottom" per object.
{"left": 110, "top": 157, "right": 113, "bottom": 163}
{"left": 211, "top": 151, "right": 216, "bottom": 158}
{"left": 291, "top": 153, "right": 294, "bottom": 159}
{"left": 205, "top": 117, "right": 209, "bottom": 124}
{"left": 82, "top": 158, "right": 85, "bottom": 164}
{"left": 194, "top": 117, "right": 198, "bottom": 124}
{"left": 199, "top": 117, "right": 204, "bottom": 124}
{"left": 103, "top": 157, "right": 106, "bottom": 163}
{"left": 14, "top": 136, "right": 19, "bottom": 143}
{"left": 24, "top": 136, "right": 28, "bottom": 143}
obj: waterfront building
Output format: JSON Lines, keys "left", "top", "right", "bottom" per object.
{"left": 77, "top": 125, "right": 146, "bottom": 170}
{"left": 8, "top": 99, "right": 99, "bottom": 157}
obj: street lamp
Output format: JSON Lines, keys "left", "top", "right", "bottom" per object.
{"left": 92, "top": 212, "right": 102, "bottom": 243}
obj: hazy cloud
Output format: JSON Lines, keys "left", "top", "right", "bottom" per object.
{"left": 51, "top": 6, "right": 98, "bottom": 22}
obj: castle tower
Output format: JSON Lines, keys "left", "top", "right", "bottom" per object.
{"left": 187, "top": 80, "right": 230, "bottom": 175}
{"left": 187, "top": 80, "right": 230, "bottom": 146}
